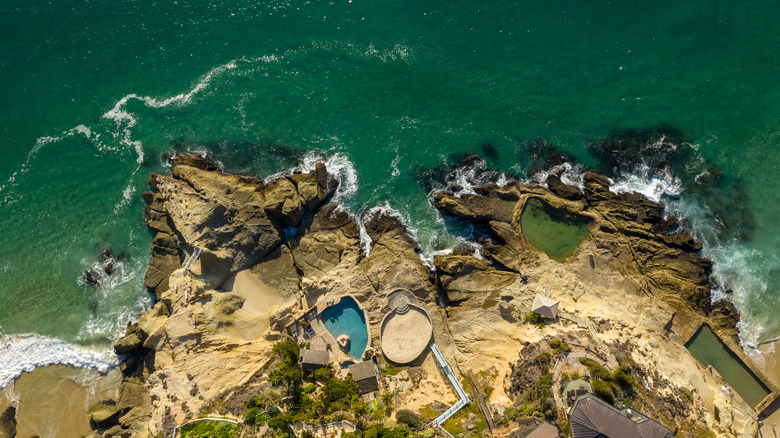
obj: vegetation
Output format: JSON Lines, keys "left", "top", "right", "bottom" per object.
{"left": 549, "top": 339, "right": 571, "bottom": 355}
{"left": 524, "top": 312, "right": 545, "bottom": 327}
{"left": 180, "top": 420, "right": 241, "bottom": 438}
{"left": 395, "top": 409, "right": 423, "bottom": 430}
{"left": 253, "top": 339, "right": 399, "bottom": 437}
{"left": 579, "top": 358, "right": 638, "bottom": 406}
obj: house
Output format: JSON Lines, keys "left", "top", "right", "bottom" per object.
{"left": 570, "top": 394, "right": 672, "bottom": 438}
{"left": 350, "top": 360, "right": 380, "bottom": 395}
{"left": 531, "top": 294, "right": 559, "bottom": 318}
{"left": 526, "top": 422, "right": 559, "bottom": 438}
{"left": 300, "top": 349, "right": 330, "bottom": 372}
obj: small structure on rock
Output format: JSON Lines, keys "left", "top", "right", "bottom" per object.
{"left": 300, "top": 336, "right": 330, "bottom": 372}
{"left": 570, "top": 393, "right": 672, "bottom": 438}
{"left": 531, "top": 294, "right": 559, "bottom": 319}
{"left": 350, "top": 360, "right": 380, "bottom": 395}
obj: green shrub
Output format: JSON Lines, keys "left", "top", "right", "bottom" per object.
{"left": 312, "top": 366, "right": 334, "bottom": 382}
{"left": 322, "top": 376, "right": 359, "bottom": 411}
{"left": 524, "top": 312, "right": 544, "bottom": 324}
{"left": 274, "top": 338, "right": 301, "bottom": 364}
{"left": 244, "top": 407, "right": 266, "bottom": 426}
{"left": 301, "top": 431, "right": 315, "bottom": 438}
{"left": 536, "top": 352, "right": 552, "bottom": 365}
{"left": 592, "top": 379, "right": 615, "bottom": 405}
{"left": 302, "top": 383, "right": 316, "bottom": 394}
{"left": 268, "top": 414, "right": 293, "bottom": 431}
{"left": 395, "top": 409, "right": 423, "bottom": 430}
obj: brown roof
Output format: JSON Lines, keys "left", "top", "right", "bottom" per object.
{"left": 300, "top": 349, "right": 329, "bottom": 371}
{"left": 310, "top": 336, "right": 328, "bottom": 351}
{"left": 526, "top": 422, "right": 559, "bottom": 438}
{"left": 570, "top": 394, "right": 672, "bottom": 438}
{"left": 350, "top": 361, "right": 379, "bottom": 394}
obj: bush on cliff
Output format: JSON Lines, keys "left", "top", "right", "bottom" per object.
{"left": 321, "top": 376, "right": 359, "bottom": 412}
{"left": 395, "top": 409, "right": 423, "bottom": 430}
{"left": 524, "top": 312, "right": 544, "bottom": 326}
{"left": 592, "top": 379, "right": 615, "bottom": 405}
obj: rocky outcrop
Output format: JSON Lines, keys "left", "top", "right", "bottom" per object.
{"left": 432, "top": 171, "right": 737, "bottom": 336}
{"left": 96, "top": 155, "right": 452, "bottom": 437}
{"left": 98, "top": 154, "right": 736, "bottom": 437}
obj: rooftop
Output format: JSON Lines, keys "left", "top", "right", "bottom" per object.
{"left": 570, "top": 394, "right": 672, "bottom": 438}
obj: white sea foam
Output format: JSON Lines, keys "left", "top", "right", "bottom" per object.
{"left": 609, "top": 164, "right": 683, "bottom": 204}
{"left": 607, "top": 163, "right": 778, "bottom": 348}
{"left": 0, "top": 334, "right": 117, "bottom": 389}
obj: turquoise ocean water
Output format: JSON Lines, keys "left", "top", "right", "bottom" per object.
{"left": 0, "top": 0, "right": 778, "bottom": 381}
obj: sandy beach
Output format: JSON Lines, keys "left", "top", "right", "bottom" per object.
{"left": 222, "top": 269, "right": 285, "bottom": 314}
{"left": 0, "top": 365, "right": 120, "bottom": 438}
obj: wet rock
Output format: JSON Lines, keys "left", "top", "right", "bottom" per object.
{"left": 0, "top": 406, "right": 16, "bottom": 438}
{"left": 84, "top": 269, "right": 99, "bottom": 286}
{"left": 114, "top": 324, "right": 148, "bottom": 355}
{"left": 89, "top": 405, "right": 120, "bottom": 429}
{"left": 545, "top": 174, "right": 582, "bottom": 200}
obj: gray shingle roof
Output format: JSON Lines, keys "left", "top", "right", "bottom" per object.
{"left": 570, "top": 394, "right": 672, "bottom": 438}
{"left": 300, "top": 349, "right": 329, "bottom": 371}
{"left": 351, "top": 360, "right": 379, "bottom": 394}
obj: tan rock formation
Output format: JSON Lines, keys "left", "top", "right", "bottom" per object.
{"left": 95, "top": 155, "right": 742, "bottom": 437}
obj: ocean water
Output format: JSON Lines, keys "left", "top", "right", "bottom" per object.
{"left": 0, "top": 0, "right": 778, "bottom": 379}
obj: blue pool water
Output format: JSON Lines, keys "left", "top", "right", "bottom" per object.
{"left": 320, "top": 296, "right": 369, "bottom": 360}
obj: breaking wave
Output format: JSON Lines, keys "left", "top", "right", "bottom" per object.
{"left": 0, "top": 334, "right": 117, "bottom": 389}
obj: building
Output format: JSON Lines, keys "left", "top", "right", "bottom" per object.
{"left": 350, "top": 360, "right": 380, "bottom": 395}
{"left": 300, "top": 349, "right": 329, "bottom": 372}
{"left": 570, "top": 394, "right": 673, "bottom": 438}
{"left": 531, "top": 294, "right": 559, "bottom": 319}
{"left": 526, "top": 422, "right": 559, "bottom": 438}
{"left": 562, "top": 378, "right": 592, "bottom": 409}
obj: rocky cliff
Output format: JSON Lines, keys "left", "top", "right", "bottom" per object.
{"left": 91, "top": 155, "right": 747, "bottom": 437}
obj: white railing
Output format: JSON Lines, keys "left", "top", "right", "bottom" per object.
{"left": 429, "top": 343, "right": 470, "bottom": 427}
{"left": 182, "top": 245, "right": 202, "bottom": 276}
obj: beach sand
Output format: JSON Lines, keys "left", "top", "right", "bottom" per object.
{"left": 0, "top": 365, "right": 120, "bottom": 438}
{"left": 222, "top": 269, "right": 285, "bottom": 314}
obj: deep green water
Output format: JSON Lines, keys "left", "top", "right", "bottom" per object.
{"left": 686, "top": 324, "right": 770, "bottom": 407}
{"left": 0, "top": 0, "right": 778, "bottom": 375}
{"left": 520, "top": 198, "right": 593, "bottom": 260}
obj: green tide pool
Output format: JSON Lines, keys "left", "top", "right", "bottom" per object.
{"left": 520, "top": 198, "right": 593, "bottom": 260}
{"left": 685, "top": 325, "right": 770, "bottom": 407}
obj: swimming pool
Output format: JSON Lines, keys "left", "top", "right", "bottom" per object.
{"left": 320, "top": 296, "right": 369, "bottom": 360}
{"left": 685, "top": 324, "right": 770, "bottom": 407}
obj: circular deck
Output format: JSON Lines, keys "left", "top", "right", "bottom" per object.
{"left": 380, "top": 305, "right": 432, "bottom": 364}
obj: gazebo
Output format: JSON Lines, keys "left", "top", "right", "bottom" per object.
{"left": 531, "top": 294, "right": 559, "bottom": 319}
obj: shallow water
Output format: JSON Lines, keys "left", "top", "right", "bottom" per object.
{"left": 520, "top": 198, "right": 593, "bottom": 260}
{"left": 0, "top": 0, "right": 778, "bottom": 375}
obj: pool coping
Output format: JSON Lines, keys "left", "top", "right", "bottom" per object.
{"left": 315, "top": 294, "right": 372, "bottom": 362}
{"left": 681, "top": 321, "right": 780, "bottom": 414}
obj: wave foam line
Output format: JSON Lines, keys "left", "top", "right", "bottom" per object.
{"left": 0, "top": 334, "right": 117, "bottom": 389}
